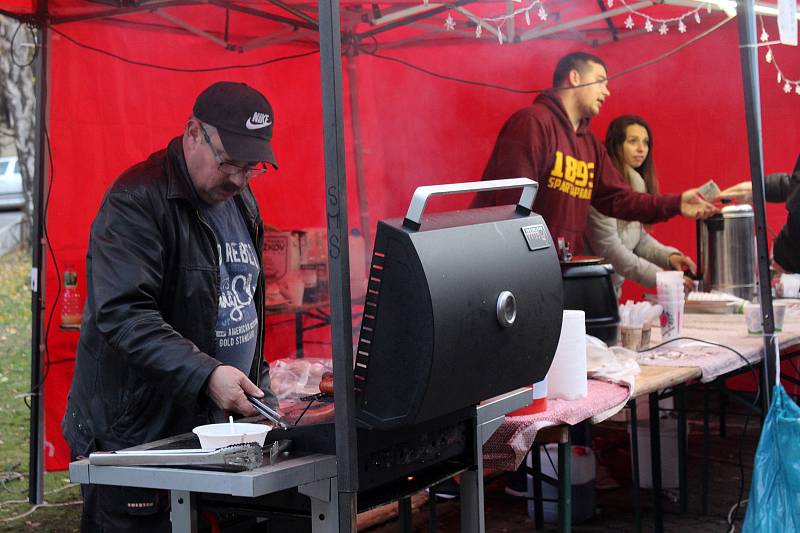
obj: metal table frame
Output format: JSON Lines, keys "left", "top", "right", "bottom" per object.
{"left": 69, "top": 388, "right": 530, "bottom": 532}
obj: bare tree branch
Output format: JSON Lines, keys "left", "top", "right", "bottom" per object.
{"left": 0, "top": 15, "right": 37, "bottom": 249}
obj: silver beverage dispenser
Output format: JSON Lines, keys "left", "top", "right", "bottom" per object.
{"left": 699, "top": 204, "right": 756, "bottom": 300}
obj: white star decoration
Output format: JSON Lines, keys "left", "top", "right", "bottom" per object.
{"left": 624, "top": 15, "right": 634, "bottom": 29}
{"left": 658, "top": 22, "right": 668, "bottom": 35}
{"left": 678, "top": 19, "right": 687, "bottom": 33}
{"left": 475, "top": 24, "right": 482, "bottom": 38}
{"left": 607, "top": 0, "right": 614, "bottom": 7}
{"left": 538, "top": 6, "right": 547, "bottom": 21}
{"left": 694, "top": 12, "right": 701, "bottom": 23}
{"left": 645, "top": 18, "right": 653, "bottom": 32}
{"left": 444, "top": 13, "right": 455, "bottom": 31}
{"left": 753, "top": 29, "right": 800, "bottom": 95}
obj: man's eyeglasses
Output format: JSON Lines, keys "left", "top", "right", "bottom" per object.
{"left": 199, "top": 123, "right": 269, "bottom": 179}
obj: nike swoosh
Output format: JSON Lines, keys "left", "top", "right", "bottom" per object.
{"left": 246, "top": 118, "right": 271, "bottom": 130}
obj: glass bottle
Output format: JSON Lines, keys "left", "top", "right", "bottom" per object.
{"left": 61, "top": 269, "right": 83, "bottom": 327}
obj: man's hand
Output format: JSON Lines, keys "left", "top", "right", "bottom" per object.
{"left": 207, "top": 365, "right": 263, "bottom": 417}
{"left": 680, "top": 188, "right": 719, "bottom": 219}
{"left": 719, "top": 181, "right": 753, "bottom": 204}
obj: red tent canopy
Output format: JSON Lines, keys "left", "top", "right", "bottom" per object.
{"left": 2, "top": 0, "right": 798, "bottom": 471}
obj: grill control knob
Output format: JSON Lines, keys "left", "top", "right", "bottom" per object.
{"left": 496, "top": 291, "right": 516, "bottom": 328}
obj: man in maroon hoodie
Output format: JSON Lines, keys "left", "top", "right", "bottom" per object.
{"left": 473, "top": 51, "right": 716, "bottom": 253}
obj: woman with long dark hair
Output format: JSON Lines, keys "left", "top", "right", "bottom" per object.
{"left": 586, "top": 115, "right": 695, "bottom": 294}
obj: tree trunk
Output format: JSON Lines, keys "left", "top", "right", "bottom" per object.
{"left": 0, "top": 15, "right": 38, "bottom": 250}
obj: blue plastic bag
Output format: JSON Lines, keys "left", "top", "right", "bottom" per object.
{"left": 743, "top": 384, "right": 800, "bottom": 532}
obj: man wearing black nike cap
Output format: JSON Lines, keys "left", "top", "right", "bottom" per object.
{"left": 63, "top": 82, "right": 279, "bottom": 532}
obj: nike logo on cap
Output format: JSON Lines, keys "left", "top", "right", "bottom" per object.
{"left": 246, "top": 111, "right": 272, "bottom": 130}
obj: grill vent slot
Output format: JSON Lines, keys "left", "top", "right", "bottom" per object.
{"left": 353, "top": 250, "right": 385, "bottom": 397}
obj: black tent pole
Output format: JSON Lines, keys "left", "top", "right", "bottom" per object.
{"left": 736, "top": 0, "right": 777, "bottom": 412}
{"left": 318, "top": 0, "right": 359, "bottom": 529}
{"left": 29, "top": 2, "right": 50, "bottom": 506}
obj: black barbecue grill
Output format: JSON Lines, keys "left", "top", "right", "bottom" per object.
{"left": 354, "top": 178, "right": 564, "bottom": 430}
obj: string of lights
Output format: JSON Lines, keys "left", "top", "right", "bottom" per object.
{"left": 758, "top": 15, "right": 800, "bottom": 95}
{"left": 436, "top": 0, "right": 726, "bottom": 44}
{"left": 614, "top": 0, "right": 719, "bottom": 35}
{"left": 438, "top": 0, "right": 548, "bottom": 44}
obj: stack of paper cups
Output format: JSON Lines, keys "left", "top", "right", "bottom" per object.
{"left": 656, "top": 271, "right": 685, "bottom": 341}
{"left": 547, "top": 310, "right": 588, "bottom": 400}
{"left": 780, "top": 273, "right": 800, "bottom": 298}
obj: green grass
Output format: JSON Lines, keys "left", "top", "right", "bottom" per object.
{"left": 0, "top": 249, "right": 81, "bottom": 532}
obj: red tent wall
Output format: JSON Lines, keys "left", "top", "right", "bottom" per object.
{"left": 40, "top": 13, "right": 800, "bottom": 469}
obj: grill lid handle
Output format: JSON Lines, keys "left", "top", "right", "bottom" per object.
{"left": 403, "top": 178, "right": 538, "bottom": 230}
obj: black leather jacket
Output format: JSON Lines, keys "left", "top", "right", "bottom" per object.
{"left": 63, "top": 137, "right": 275, "bottom": 455}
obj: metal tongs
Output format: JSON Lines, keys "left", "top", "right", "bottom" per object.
{"left": 247, "top": 394, "right": 290, "bottom": 429}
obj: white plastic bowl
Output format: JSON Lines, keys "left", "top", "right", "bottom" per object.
{"left": 192, "top": 422, "right": 271, "bottom": 449}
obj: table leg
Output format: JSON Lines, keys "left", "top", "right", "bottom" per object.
{"left": 649, "top": 392, "right": 663, "bottom": 533}
{"left": 719, "top": 381, "right": 727, "bottom": 438}
{"left": 629, "top": 400, "right": 642, "bottom": 533}
{"left": 677, "top": 385, "right": 688, "bottom": 513}
{"left": 460, "top": 467, "right": 485, "bottom": 533}
{"left": 558, "top": 439, "right": 571, "bottom": 533}
{"left": 399, "top": 497, "right": 413, "bottom": 532}
{"left": 295, "top": 310, "right": 304, "bottom": 358}
{"left": 299, "top": 477, "right": 340, "bottom": 533}
{"left": 169, "top": 490, "right": 197, "bottom": 533}
{"left": 702, "top": 384, "right": 710, "bottom": 515}
{"left": 428, "top": 489, "right": 438, "bottom": 533}
{"left": 531, "top": 446, "right": 544, "bottom": 530}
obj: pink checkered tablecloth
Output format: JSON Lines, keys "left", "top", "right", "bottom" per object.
{"left": 483, "top": 379, "right": 630, "bottom": 471}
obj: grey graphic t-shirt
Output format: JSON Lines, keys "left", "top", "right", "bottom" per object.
{"left": 201, "top": 199, "right": 260, "bottom": 374}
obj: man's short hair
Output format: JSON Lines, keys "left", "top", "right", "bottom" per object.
{"left": 552, "top": 52, "right": 607, "bottom": 88}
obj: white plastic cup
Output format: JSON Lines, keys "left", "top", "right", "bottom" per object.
{"left": 656, "top": 271, "right": 684, "bottom": 283}
{"left": 780, "top": 273, "right": 800, "bottom": 298}
{"left": 659, "top": 299, "right": 684, "bottom": 341}
{"left": 620, "top": 326, "right": 643, "bottom": 351}
{"left": 656, "top": 271, "right": 685, "bottom": 303}
{"left": 745, "top": 302, "right": 786, "bottom": 334}
{"left": 775, "top": 303, "right": 787, "bottom": 331}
